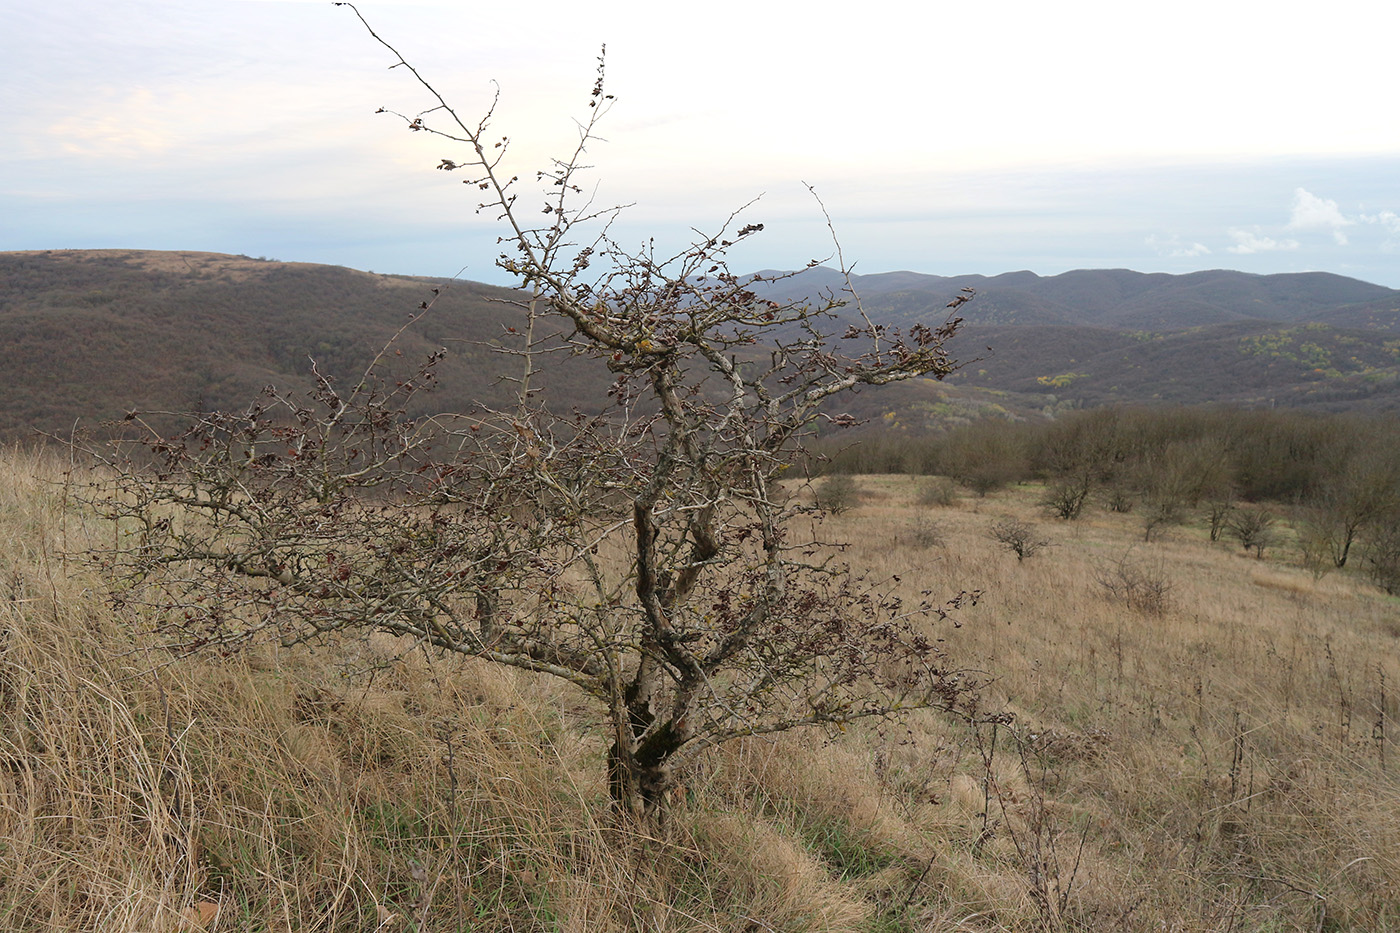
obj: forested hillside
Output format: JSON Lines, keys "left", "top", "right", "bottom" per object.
{"left": 0, "top": 249, "right": 609, "bottom": 440}
{"left": 761, "top": 267, "right": 1400, "bottom": 416}
{"left": 6, "top": 250, "right": 1400, "bottom": 443}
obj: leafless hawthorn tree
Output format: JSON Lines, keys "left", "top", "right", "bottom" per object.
{"left": 90, "top": 4, "right": 979, "bottom": 819}
{"left": 1228, "top": 507, "right": 1277, "bottom": 559}
{"left": 988, "top": 519, "right": 1052, "bottom": 562}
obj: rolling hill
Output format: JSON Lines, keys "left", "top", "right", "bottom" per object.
{"left": 5, "top": 250, "right": 1400, "bottom": 443}
{"left": 0, "top": 249, "right": 611, "bottom": 441}
{"left": 760, "top": 266, "right": 1400, "bottom": 421}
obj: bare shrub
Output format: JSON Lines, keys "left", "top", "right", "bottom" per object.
{"left": 909, "top": 517, "right": 946, "bottom": 549}
{"left": 1094, "top": 550, "right": 1172, "bottom": 614}
{"left": 817, "top": 474, "right": 863, "bottom": 514}
{"left": 916, "top": 476, "right": 957, "bottom": 508}
{"left": 1043, "top": 475, "right": 1092, "bottom": 520}
{"left": 1101, "top": 483, "right": 1134, "bottom": 514}
{"left": 989, "top": 519, "right": 1052, "bottom": 562}
{"left": 1228, "top": 507, "right": 1277, "bottom": 559}
{"left": 973, "top": 722, "right": 1092, "bottom": 928}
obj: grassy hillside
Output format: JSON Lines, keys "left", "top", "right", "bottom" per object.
{"left": 0, "top": 250, "right": 612, "bottom": 441}
{"left": 3, "top": 448, "right": 1398, "bottom": 931}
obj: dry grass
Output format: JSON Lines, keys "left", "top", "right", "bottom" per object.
{"left": 819, "top": 474, "right": 1400, "bottom": 931}
{"left": 2, "top": 455, "right": 1398, "bottom": 931}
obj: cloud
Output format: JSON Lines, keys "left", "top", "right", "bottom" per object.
{"left": 1146, "top": 234, "right": 1210, "bottom": 258}
{"left": 1226, "top": 228, "right": 1300, "bottom": 254}
{"left": 1287, "top": 187, "right": 1353, "bottom": 245}
{"left": 1359, "top": 209, "right": 1400, "bottom": 234}
{"left": 1359, "top": 210, "right": 1400, "bottom": 252}
{"left": 44, "top": 88, "right": 186, "bottom": 159}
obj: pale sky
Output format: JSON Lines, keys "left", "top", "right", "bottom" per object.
{"left": 4, "top": 0, "right": 1400, "bottom": 287}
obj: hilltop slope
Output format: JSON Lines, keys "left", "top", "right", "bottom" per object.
{"left": 6, "top": 250, "right": 1400, "bottom": 442}
{"left": 0, "top": 249, "right": 608, "bottom": 440}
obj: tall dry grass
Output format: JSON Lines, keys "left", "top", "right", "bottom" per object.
{"left": 1, "top": 453, "right": 1397, "bottom": 931}
{"left": 0, "top": 448, "right": 869, "bottom": 932}
{"left": 818, "top": 474, "right": 1400, "bottom": 931}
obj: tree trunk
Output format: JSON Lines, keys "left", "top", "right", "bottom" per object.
{"left": 607, "top": 725, "right": 683, "bottom": 818}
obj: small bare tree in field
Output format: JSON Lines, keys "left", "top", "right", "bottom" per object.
{"left": 90, "top": 5, "right": 979, "bottom": 819}
{"left": 989, "top": 519, "right": 1052, "bottom": 562}
{"left": 816, "top": 473, "right": 863, "bottom": 514}
{"left": 1093, "top": 550, "right": 1172, "bottom": 614}
{"left": 1228, "top": 507, "right": 1277, "bottom": 559}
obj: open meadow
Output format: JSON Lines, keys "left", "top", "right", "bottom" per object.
{"left": 2, "top": 448, "right": 1397, "bottom": 931}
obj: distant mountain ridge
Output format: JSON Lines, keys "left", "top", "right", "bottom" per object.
{"left": 755, "top": 266, "right": 1400, "bottom": 331}
{"left": 4, "top": 250, "right": 1400, "bottom": 443}
{"left": 748, "top": 266, "right": 1400, "bottom": 419}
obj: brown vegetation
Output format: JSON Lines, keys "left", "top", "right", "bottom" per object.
{"left": 0, "top": 249, "right": 613, "bottom": 441}
{"left": 5, "top": 258, "right": 1400, "bottom": 449}
{"left": 820, "top": 407, "right": 1400, "bottom": 558}
{"left": 4, "top": 449, "right": 1399, "bottom": 930}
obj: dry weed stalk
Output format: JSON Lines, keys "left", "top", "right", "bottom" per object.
{"left": 970, "top": 720, "right": 1092, "bottom": 931}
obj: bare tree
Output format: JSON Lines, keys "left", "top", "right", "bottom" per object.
{"left": 90, "top": 5, "right": 979, "bottom": 820}
{"left": 1307, "top": 445, "right": 1400, "bottom": 568}
{"left": 1363, "top": 514, "right": 1400, "bottom": 595}
{"left": 1037, "top": 408, "right": 1122, "bottom": 520}
{"left": 1206, "top": 494, "right": 1236, "bottom": 542}
{"left": 1135, "top": 437, "right": 1232, "bottom": 541}
{"left": 1228, "top": 507, "right": 1277, "bottom": 559}
{"left": 989, "top": 519, "right": 1052, "bottom": 562}
{"left": 937, "top": 421, "right": 1027, "bottom": 497}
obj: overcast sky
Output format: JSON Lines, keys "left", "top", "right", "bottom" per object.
{"left": 5, "top": 0, "right": 1400, "bottom": 288}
